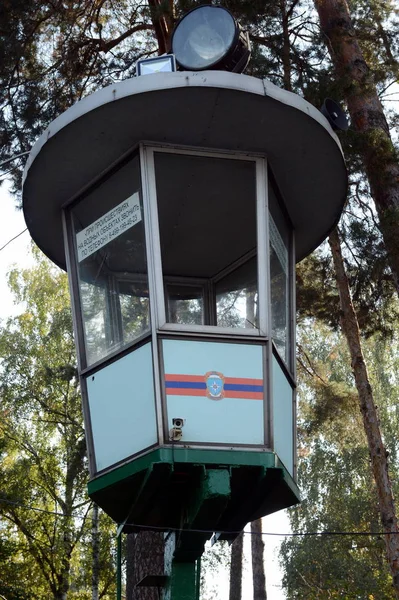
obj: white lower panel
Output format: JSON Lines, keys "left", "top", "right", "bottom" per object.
{"left": 87, "top": 343, "right": 157, "bottom": 472}
{"left": 272, "top": 356, "right": 294, "bottom": 475}
{"left": 167, "top": 394, "right": 264, "bottom": 444}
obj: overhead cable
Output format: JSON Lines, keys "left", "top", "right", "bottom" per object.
{"left": 0, "top": 497, "right": 397, "bottom": 538}
{"left": 0, "top": 151, "right": 30, "bottom": 169}
{"left": 0, "top": 228, "right": 28, "bottom": 252}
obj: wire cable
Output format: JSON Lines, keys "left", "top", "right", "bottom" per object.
{"left": 0, "top": 151, "right": 30, "bottom": 169}
{"left": 0, "top": 228, "right": 28, "bottom": 252}
{"left": 121, "top": 521, "right": 399, "bottom": 538}
{"left": 2, "top": 496, "right": 396, "bottom": 538}
{"left": 0, "top": 497, "right": 89, "bottom": 519}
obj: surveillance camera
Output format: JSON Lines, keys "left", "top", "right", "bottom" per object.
{"left": 169, "top": 418, "right": 185, "bottom": 442}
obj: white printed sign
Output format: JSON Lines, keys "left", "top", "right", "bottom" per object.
{"left": 76, "top": 194, "right": 142, "bottom": 262}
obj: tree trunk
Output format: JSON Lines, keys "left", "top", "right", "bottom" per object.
{"left": 314, "top": 0, "right": 399, "bottom": 296}
{"left": 126, "top": 531, "right": 165, "bottom": 600}
{"left": 229, "top": 532, "right": 244, "bottom": 600}
{"left": 251, "top": 519, "right": 267, "bottom": 600}
{"left": 92, "top": 503, "right": 100, "bottom": 600}
{"left": 280, "top": 0, "right": 292, "bottom": 92}
{"left": 329, "top": 227, "right": 399, "bottom": 598}
{"left": 246, "top": 290, "right": 257, "bottom": 329}
{"left": 148, "top": 0, "right": 174, "bottom": 54}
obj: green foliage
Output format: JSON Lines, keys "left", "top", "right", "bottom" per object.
{"left": 281, "top": 322, "right": 399, "bottom": 599}
{"left": 297, "top": 213, "right": 399, "bottom": 338}
{"left": 0, "top": 1, "right": 158, "bottom": 191}
{"left": 0, "top": 534, "right": 33, "bottom": 599}
{"left": 200, "top": 540, "right": 231, "bottom": 600}
{"left": 0, "top": 249, "right": 116, "bottom": 599}
{"left": 297, "top": 253, "right": 341, "bottom": 332}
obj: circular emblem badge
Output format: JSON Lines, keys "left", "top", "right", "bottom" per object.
{"left": 205, "top": 371, "right": 225, "bottom": 400}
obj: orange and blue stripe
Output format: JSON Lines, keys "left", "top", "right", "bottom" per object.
{"left": 165, "top": 374, "right": 263, "bottom": 400}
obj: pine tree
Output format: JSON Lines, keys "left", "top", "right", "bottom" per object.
{"left": 251, "top": 520, "right": 267, "bottom": 600}
{"left": 229, "top": 532, "right": 243, "bottom": 600}
{"left": 329, "top": 227, "right": 399, "bottom": 597}
{"left": 313, "top": 0, "right": 399, "bottom": 295}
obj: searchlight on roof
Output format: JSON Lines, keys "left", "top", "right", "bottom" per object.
{"left": 137, "top": 5, "right": 251, "bottom": 76}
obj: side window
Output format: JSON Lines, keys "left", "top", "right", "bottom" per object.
{"left": 71, "top": 154, "right": 150, "bottom": 366}
{"left": 268, "top": 182, "right": 291, "bottom": 365}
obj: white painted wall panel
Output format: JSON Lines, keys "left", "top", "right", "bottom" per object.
{"left": 87, "top": 343, "right": 157, "bottom": 471}
{"left": 163, "top": 339, "right": 264, "bottom": 445}
{"left": 272, "top": 356, "right": 294, "bottom": 475}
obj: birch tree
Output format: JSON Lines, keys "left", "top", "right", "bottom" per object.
{"left": 0, "top": 250, "right": 117, "bottom": 598}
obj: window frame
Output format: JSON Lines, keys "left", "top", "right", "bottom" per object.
{"left": 63, "top": 149, "right": 152, "bottom": 371}
{"left": 267, "top": 173, "right": 296, "bottom": 374}
{"left": 164, "top": 275, "right": 211, "bottom": 326}
{"left": 140, "top": 143, "right": 270, "bottom": 339}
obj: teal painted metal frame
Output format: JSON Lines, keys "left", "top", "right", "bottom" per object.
{"left": 88, "top": 447, "right": 299, "bottom": 499}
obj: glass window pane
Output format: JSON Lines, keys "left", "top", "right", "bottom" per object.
{"left": 166, "top": 283, "right": 204, "bottom": 325}
{"left": 269, "top": 182, "right": 290, "bottom": 364}
{"left": 78, "top": 283, "right": 108, "bottom": 365}
{"left": 71, "top": 155, "right": 150, "bottom": 366}
{"left": 216, "top": 256, "right": 258, "bottom": 329}
{"left": 154, "top": 151, "right": 258, "bottom": 329}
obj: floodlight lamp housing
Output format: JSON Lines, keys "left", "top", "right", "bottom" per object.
{"left": 136, "top": 54, "right": 177, "bottom": 76}
{"left": 320, "top": 98, "right": 349, "bottom": 131}
{"left": 171, "top": 5, "right": 251, "bottom": 74}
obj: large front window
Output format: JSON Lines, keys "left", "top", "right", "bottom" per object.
{"left": 152, "top": 150, "right": 259, "bottom": 331}
{"left": 71, "top": 154, "right": 150, "bottom": 366}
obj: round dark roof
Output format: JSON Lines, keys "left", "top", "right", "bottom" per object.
{"left": 22, "top": 71, "right": 347, "bottom": 270}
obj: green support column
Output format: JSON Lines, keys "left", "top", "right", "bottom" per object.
{"left": 170, "top": 562, "right": 197, "bottom": 600}
{"left": 162, "top": 534, "right": 198, "bottom": 600}
{"left": 162, "top": 468, "right": 230, "bottom": 600}
{"left": 167, "top": 557, "right": 201, "bottom": 600}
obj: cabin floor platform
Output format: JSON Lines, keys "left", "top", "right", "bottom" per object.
{"left": 88, "top": 448, "right": 300, "bottom": 560}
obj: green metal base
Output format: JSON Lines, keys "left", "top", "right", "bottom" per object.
{"left": 89, "top": 448, "right": 299, "bottom": 558}
{"left": 162, "top": 533, "right": 201, "bottom": 600}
